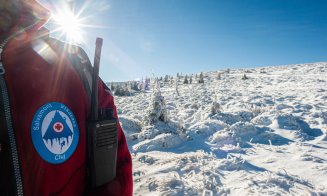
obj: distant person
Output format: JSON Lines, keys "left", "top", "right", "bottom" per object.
{"left": 0, "top": 0, "right": 132, "bottom": 195}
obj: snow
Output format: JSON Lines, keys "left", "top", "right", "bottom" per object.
{"left": 115, "top": 62, "right": 327, "bottom": 195}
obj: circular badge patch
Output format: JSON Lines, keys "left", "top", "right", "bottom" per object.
{"left": 31, "top": 102, "right": 79, "bottom": 164}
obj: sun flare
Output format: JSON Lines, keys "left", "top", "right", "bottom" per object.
{"left": 52, "top": 9, "right": 84, "bottom": 43}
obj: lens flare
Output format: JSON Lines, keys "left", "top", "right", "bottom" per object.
{"left": 42, "top": 0, "right": 112, "bottom": 46}
{"left": 52, "top": 8, "right": 83, "bottom": 43}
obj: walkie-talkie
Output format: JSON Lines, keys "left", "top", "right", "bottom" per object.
{"left": 87, "top": 38, "right": 118, "bottom": 188}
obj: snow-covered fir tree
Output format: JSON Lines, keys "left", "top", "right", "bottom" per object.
{"left": 144, "top": 77, "right": 151, "bottom": 90}
{"left": 175, "top": 77, "right": 180, "bottom": 96}
{"left": 164, "top": 75, "right": 169, "bottom": 83}
{"left": 242, "top": 73, "right": 248, "bottom": 80}
{"left": 199, "top": 72, "right": 204, "bottom": 83}
{"left": 148, "top": 78, "right": 168, "bottom": 124}
{"left": 183, "top": 75, "right": 189, "bottom": 84}
{"left": 110, "top": 83, "right": 115, "bottom": 92}
{"left": 217, "top": 72, "right": 222, "bottom": 80}
{"left": 131, "top": 81, "right": 140, "bottom": 91}
{"left": 211, "top": 101, "right": 220, "bottom": 115}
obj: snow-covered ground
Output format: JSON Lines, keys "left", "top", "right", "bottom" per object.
{"left": 115, "top": 62, "right": 327, "bottom": 196}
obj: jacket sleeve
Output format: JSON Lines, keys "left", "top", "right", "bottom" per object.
{"left": 88, "top": 81, "right": 133, "bottom": 196}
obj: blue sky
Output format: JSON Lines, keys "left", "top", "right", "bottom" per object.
{"left": 43, "top": 0, "right": 327, "bottom": 82}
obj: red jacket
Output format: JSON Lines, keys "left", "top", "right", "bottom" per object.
{"left": 1, "top": 1, "right": 132, "bottom": 195}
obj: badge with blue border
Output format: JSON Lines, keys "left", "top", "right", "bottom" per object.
{"left": 31, "top": 102, "right": 79, "bottom": 164}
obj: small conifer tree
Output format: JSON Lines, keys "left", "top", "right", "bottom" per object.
{"left": 132, "top": 82, "right": 139, "bottom": 91}
{"left": 110, "top": 83, "right": 115, "bottom": 92}
{"left": 183, "top": 75, "right": 189, "bottom": 84}
{"left": 148, "top": 79, "right": 168, "bottom": 124}
{"left": 145, "top": 77, "right": 151, "bottom": 90}
{"left": 176, "top": 78, "right": 180, "bottom": 96}
{"left": 164, "top": 75, "right": 169, "bottom": 83}
{"left": 242, "top": 74, "right": 248, "bottom": 80}
{"left": 217, "top": 72, "right": 222, "bottom": 80}
{"left": 199, "top": 72, "right": 204, "bottom": 83}
{"left": 211, "top": 102, "right": 220, "bottom": 115}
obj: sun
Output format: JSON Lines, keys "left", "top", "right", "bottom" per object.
{"left": 52, "top": 8, "right": 84, "bottom": 43}
{"left": 46, "top": 0, "right": 111, "bottom": 45}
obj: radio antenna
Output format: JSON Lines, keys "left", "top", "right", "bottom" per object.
{"left": 90, "top": 38, "right": 103, "bottom": 121}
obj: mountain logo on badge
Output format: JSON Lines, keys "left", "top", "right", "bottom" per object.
{"left": 31, "top": 102, "right": 79, "bottom": 164}
{"left": 43, "top": 111, "right": 73, "bottom": 151}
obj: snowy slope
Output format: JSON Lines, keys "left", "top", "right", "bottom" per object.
{"left": 115, "top": 62, "right": 327, "bottom": 196}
